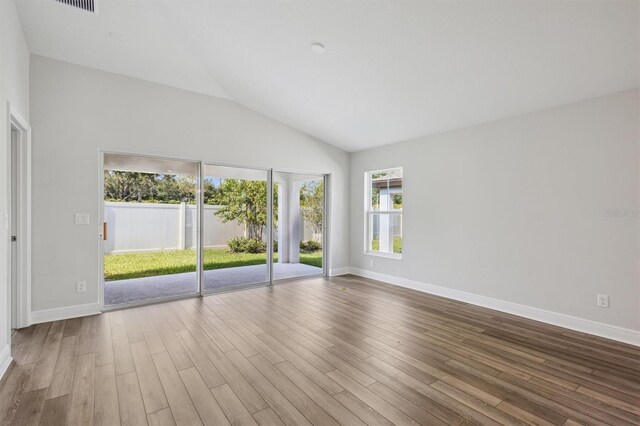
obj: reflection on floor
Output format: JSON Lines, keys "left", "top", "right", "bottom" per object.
{"left": 104, "top": 263, "right": 322, "bottom": 306}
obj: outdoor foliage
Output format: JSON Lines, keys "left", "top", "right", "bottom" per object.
{"left": 104, "top": 171, "right": 225, "bottom": 204}
{"left": 228, "top": 236, "right": 267, "bottom": 254}
{"left": 211, "top": 179, "right": 270, "bottom": 240}
{"left": 300, "top": 180, "right": 324, "bottom": 238}
{"left": 104, "top": 171, "right": 198, "bottom": 203}
{"left": 300, "top": 240, "right": 322, "bottom": 252}
{"left": 104, "top": 248, "right": 321, "bottom": 281}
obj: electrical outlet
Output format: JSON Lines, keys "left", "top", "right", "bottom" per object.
{"left": 76, "top": 281, "right": 87, "bottom": 293}
{"left": 369, "top": 259, "right": 374, "bottom": 268}
{"left": 597, "top": 294, "right": 609, "bottom": 308}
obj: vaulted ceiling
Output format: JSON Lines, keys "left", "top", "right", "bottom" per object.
{"left": 16, "top": 0, "right": 640, "bottom": 152}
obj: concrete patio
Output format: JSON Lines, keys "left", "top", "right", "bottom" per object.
{"left": 104, "top": 262, "right": 322, "bottom": 306}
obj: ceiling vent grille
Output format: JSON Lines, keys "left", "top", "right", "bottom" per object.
{"left": 55, "top": 0, "right": 95, "bottom": 13}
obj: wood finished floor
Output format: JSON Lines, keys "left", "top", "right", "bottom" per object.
{"left": 1, "top": 275, "right": 639, "bottom": 426}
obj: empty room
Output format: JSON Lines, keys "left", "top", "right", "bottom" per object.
{"left": 1, "top": 0, "right": 639, "bottom": 425}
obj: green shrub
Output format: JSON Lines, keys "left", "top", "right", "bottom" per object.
{"left": 300, "top": 240, "right": 322, "bottom": 252}
{"left": 227, "top": 237, "right": 266, "bottom": 253}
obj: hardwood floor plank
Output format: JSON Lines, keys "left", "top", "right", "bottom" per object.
{"left": 199, "top": 339, "right": 268, "bottom": 414}
{"left": 67, "top": 352, "right": 95, "bottom": 426}
{"left": 136, "top": 308, "right": 166, "bottom": 354}
{"left": 116, "top": 370, "right": 147, "bottom": 426}
{"left": 179, "top": 367, "right": 230, "bottom": 426}
{"left": 64, "top": 317, "right": 83, "bottom": 337}
{"left": 176, "top": 329, "right": 225, "bottom": 388}
{"left": 147, "top": 408, "right": 176, "bottom": 426}
{"left": 210, "top": 383, "right": 258, "bottom": 426}
{"left": 0, "top": 363, "right": 34, "bottom": 424}
{"left": 10, "top": 388, "right": 47, "bottom": 426}
{"left": 111, "top": 324, "right": 135, "bottom": 376}
{"left": 326, "top": 369, "right": 421, "bottom": 426}
{"left": 152, "top": 351, "right": 203, "bottom": 426}
{"left": 77, "top": 315, "right": 98, "bottom": 355}
{"left": 123, "top": 309, "right": 145, "bottom": 344}
{"left": 46, "top": 335, "right": 78, "bottom": 399}
{"left": 274, "top": 361, "right": 365, "bottom": 426}
{"left": 496, "top": 401, "right": 556, "bottom": 426}
{"left": 131, "top": 341, "right": 168, "bottom": 414}
{"left": 430, "top": 380, "right": 524, "bottom": 425}
{"left": 38, "top": 394, "right": 69, "bottom": 425}
{"left": 94, "top": 363, "right": 121, "bottom": 426}
{"left": 156, "top": 321, "right": 194, "bottom": 371}
{"left": 257, "top": 332, "right": 343, "bottom": 395}
{"left": 226, "top": 350, "right": 311, "bottom": 426}
{"left": 25, "top": 320, "right": 66, "bottom": 391}
{"left": 95, "top": 315, "right": 114, "bottom": 366}
{"left": 17, "top": 323, "right": 52, "bottom": 365}
{"left": 332, "top": 390, "right": 394, "bottom": 426}
{"left": 248, "top": 354, "right": 338, "bottom": 426}
{"left": 368, "top": 381, "right": 450, "bottom": 425}
{"left": 252, "top": 408, "right": 285, "bottom": 426}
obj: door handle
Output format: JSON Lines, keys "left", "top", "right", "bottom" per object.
{"left": 102, "top": 222, "right": 107, "bottom": 241}
{"left": 11, "top": 236, "right": 16, "bottom": 242}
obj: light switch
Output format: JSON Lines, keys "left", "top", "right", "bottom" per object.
{"left": 75, "top": 213, "right": 90, "bottom": 225}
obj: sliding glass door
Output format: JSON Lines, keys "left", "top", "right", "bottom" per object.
{"left": 201, "top": 165, "right": 270, "bottom": 292}
{"left": 103, "top": 154, "right": 200, "bottom": 307}
{"left": 272, "top": 172, "right": 325, "bottom": 281}
{"left": 101, "top": 152, "right": 326, "bottom": 308}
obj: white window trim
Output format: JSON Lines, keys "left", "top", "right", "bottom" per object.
{"left": 364, "top": 167, "right": 403, "bottom": 260}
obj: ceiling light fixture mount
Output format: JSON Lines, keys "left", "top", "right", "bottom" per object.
{"left": 310, "top": 42, "right": 326, "bottom": 54}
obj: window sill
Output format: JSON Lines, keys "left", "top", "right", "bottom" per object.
{"left": 365, "top": 251, "right": 402, "bottom": 260}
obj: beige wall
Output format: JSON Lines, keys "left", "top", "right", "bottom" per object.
{"left": 29, "top": 55, "right": 350, "bottom": 313}
{"left": 0, "top": 0, "right": 30, "bottom": 365}
{"left": 350, "top": 90, "right": 640, "bottom": 332}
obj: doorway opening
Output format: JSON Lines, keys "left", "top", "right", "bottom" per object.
{"left": 273, "top": 171, "right": 325, "bottom": 281}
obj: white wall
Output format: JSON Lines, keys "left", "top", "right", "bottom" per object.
{"left": 30, "top": 55, "right": 350, "bottom": 313}
{"left": 0, "top": 0, "right": 30, "bottom": 369}
{"left": 351, "top": 90, "right": 640, "bottom": 333}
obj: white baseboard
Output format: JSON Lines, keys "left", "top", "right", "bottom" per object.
{"left": 31, "top": 302, "right": 102, "bottom": 324}
{"left": 348, "top": 268, "right": 640, "bottom": 347}
{"left": 329, "top": 267, "right": 352, "bottom": 276}
{"left": 0, "top": 345, "right": 12, "bottom": 381}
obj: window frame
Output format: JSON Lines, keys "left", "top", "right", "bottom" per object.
{"left": 364, "top": 167, "right": 403, "bottom": 260}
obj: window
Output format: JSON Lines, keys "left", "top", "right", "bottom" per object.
{"left": 365, "top": 168, "right": 402, "bottom": 258}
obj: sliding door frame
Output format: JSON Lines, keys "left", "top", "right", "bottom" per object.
{"left": 199, "top": 163, "right": 272, "bottom": 296}
{"left": 99, "top": 151, "right": 328, "bottom": 311}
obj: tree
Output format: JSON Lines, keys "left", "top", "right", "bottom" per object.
{"left": 212, "top": 179, "right": 268, "bottom": 240}
{"left": 300, "top": 180, "right": 323, "bottom": 239}
{"left": 103, "top": 171, "right": 196, "bottom": 203}
{"left": 104, "top": 171, "right": 157, "bottom": 202}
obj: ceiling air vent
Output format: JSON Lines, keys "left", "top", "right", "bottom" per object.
{"left": 55, "top": 0, "right": 96, "bottom": 13}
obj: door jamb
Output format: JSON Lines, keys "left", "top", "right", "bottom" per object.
{"left": 7, "top": 102, "right": 32, "bottom": 329}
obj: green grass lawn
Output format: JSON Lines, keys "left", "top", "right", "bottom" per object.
{"left": 371, "top": 236, "right": 402, "bottom": 254}
{"left": 104, "top": 248, "right": 322, "bottom": 281}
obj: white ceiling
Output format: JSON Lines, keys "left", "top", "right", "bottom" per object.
{"left": 16, "top": 0, "right": 640, "bottom": 152}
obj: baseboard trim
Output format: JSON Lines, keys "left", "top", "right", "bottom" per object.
{"left": 31, "top": 302, "right": 102, "bottom": 324}
{"left": 348, "top": 268, "right": 640, "bottom": 347}
{"left": 0, "top": 345, "right": 12, "bottom": 381}
{"left": 329, "top": 267, "right": 352, "bottom": 276}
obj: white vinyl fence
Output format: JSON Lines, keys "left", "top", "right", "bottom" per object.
{"left": 104, "top": 202, "right": 320, "bottom": 254}
{"left": 104, "top": 202, "right": 245, "bottom": 254}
